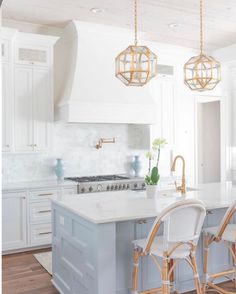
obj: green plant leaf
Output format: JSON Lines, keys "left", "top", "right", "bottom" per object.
{"left": 150, "top": 167, "right": 159, "bottom": 184}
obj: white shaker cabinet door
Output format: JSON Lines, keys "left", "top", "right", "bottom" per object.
{"left": 2, "top": 193, "right": 27, "bottom": 250}
{"left": 14, "top": 66, "right": 34, "bottom": 152}
{"left": 161, "top": 79, "right": 175, "bottom": 146}
{"left": 2, "top": 62, "right": 13, "bottom": 152}
{"left": 32, "top": 68, "right": 51, "bottom": 151}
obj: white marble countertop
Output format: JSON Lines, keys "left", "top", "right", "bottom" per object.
{"left": 52, "top": 182, "right": 236, "bottom": 224}
{"left": 2, "top": 180, "right": 77, "bottom": 191}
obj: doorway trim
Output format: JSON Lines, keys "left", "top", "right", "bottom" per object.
{"left": 194, "top": 95, "right": 227, "bottom": 185}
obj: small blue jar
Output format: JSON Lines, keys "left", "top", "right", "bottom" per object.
{"left": 131, "top": 155, "right": 142, "bottom": 177}
{"left": 54, "top": 158, "right": 65, "bottom": 181}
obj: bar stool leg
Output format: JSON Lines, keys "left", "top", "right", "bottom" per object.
{"left": 132, "top": 248, "right": 140, "bottom": 294}
{"left": 233, "top": 243, "right": 236, "bottom": 288}
{"left": 162, "top": 257, "right": 170, "bottom": 294}
{"left": 190, "top": 253, "right": 202, "bottom": 294}
{"left": 202, "top": 234, "right": 209, "bottom": 294}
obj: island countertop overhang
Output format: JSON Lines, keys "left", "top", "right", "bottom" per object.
{"left": 52, "top": 182, "right": 236, "bottom": 224}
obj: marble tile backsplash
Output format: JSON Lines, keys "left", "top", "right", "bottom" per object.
{"left": 3, "top": 123, "right": 152, "bottom": 183}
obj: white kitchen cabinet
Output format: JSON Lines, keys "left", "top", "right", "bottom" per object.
{"left": 15, "top": 43, "right": 50, "bottom": 67}
{"left": 30, "top": 223, "right": 52, "bottom": 245}
{"left": 14, "top": 65, "right": 51, "bottom": 152}
{"left": 150, "top": 77, "right": 175, "bottom": 145}
{"left": 2, "top": 62, "right": 13, "bottom": 152}
{"left": 33, "top": 68, "right": 51, "bottom": 151}
{"left": 14, "top": 66, "right": 34, "bottom": 152}
{"left": 161, "top": 79, "right": 175, "bottom": 146}
{"left": 1, "top": 28, "right": 58, "bottom": 153}
{"left": 1, "top": 39, "right": 10, "bottom": 62}
{"left": 2, "top": 182, "right": 77, "bottom": 253}
{"left": 2, "top": 192, "right": 27, "bottom": 251}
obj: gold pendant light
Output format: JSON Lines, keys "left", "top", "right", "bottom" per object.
{"left": 115, "top": 0, "right": 157, "bottom": 86}
{"left": 184, "top": 0, "right": 221, "bottom": 91}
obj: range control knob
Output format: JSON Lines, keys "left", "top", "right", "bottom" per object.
{"left": 126, "top": 184, "right": 130, "bottom": 189}
{"left": 107, "top": 185, "right": 110, "bottom": 190}
{"left": 89, "top": 186, "right": 93, "bottom": 192}
{"left": 122, "top": 184, "right": 126, "bottom": 190}
{"left": 81, "top": 187, "right": 85, "bottom": 193}
{"left": 118, "top": 184, "right": 122, "bottom": 190}
{"left": 111, "top": 185, "right": 114, "bottom": 190}
{"left": 142, "top": 182, "right": 145, "bottom": 188}
{"left": 115, "top": 185, "right": 118, "bottom": 190}
{"left": 134, "top": 183, "right": 138, "bottom": 189}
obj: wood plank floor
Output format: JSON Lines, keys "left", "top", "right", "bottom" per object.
{"left": 2, "top": 249, "right": 235, "bottom": 294}
{"left": 2, "top": 249, "right": 58, "bottom": 294}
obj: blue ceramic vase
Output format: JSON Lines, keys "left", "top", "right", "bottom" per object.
{"left": 54, "top": 158, "right": 65, "bottom": 181}
{"left": 131, "top": 155, "right": 142, "bottom": 177}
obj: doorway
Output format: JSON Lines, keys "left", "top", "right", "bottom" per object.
{"left": 197, "top": 100, "right": 221, "bottom": 184}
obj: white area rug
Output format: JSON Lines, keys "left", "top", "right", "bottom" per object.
{"left": 34, "top": 251, "right": 52, "bottom": 275}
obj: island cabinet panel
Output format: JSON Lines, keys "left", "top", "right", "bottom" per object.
{"left": 52, "top": 203, "right": 116, "bottom": 294}
{"left": 206, "top": 208, "right": 232, "bottom": 279}
{"left": 134, "top": 218, "right": 163, "bottom": 291}
{"left": 52, "top": 202, "right": 234, "bottom": 294}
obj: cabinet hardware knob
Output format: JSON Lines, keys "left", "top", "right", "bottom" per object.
{"left": 207, "top": 210, "right": 213, "bottom": 215}
{"left": 5, "top": 144, "right": 10, "bottom": 147}
{"left": 34, "top": 144, "right": 37, "bottom": 147}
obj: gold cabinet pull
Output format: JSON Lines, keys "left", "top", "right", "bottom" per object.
{"left": 39, "top": 231, "right": 51, "bottom": 235}
{"left": 38, "top": 193, "right": 54, "bottom": 197}
{"left": 38, "top": 209, "right": 51, "bottom": 213}
{"left": 137, "top": 219, "right": 147, "bottom": 224}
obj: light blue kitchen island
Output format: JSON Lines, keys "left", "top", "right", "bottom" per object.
{"left": 51, "top": 182, "right": 236, "bottom": 294}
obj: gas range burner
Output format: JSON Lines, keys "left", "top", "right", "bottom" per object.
{"left": 65, "top": 175, "right": 130, "bottom": 183}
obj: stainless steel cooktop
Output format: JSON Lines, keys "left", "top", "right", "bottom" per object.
{"left": 65, "top": 174, "right": 145, "bottom": 194}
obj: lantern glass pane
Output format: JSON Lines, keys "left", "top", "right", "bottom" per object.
{"left": 184, "top": 54, "right": 221, "bottom": 91}
{"left": 115, "top": 45, "right": 157, "bottom": 86}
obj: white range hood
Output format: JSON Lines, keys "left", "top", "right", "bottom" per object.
{"left": 54, "top": 21, "right": 159, "bottom": 124}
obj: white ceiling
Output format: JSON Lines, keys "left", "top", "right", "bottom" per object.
{"left": 2, "top": 0, "right": 236, "bottom": 50}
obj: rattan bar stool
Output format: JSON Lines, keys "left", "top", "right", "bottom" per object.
{"left": 132, "top": 199, "right": 206, "bottom": 294}
{"left": 203, "top": 201, "right": 236, "bottom": 294}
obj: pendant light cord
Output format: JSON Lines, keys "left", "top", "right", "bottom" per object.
{"left": 134, "top": 0, "right": 138, "bottom": 46}
{"left": 200, "top": 0, "right": 203, "bottom": 55}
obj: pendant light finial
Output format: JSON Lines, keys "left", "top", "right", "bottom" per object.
{"left": 115, "top": 0, "right": 158, "bottom": 86}
{"left": 184, "top": 0, "right": 221, "bottom": 91}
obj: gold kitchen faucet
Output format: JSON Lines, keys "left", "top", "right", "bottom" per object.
{"left": 171, "top": 155, "right": 186, "bottom": 194}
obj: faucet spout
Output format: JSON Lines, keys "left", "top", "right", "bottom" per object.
{"left": 171, "top": 155, "right": 186, "bottom": 194}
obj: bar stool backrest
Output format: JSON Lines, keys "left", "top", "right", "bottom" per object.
{"left": 215, "top": 200, "right": 236, "bottom": 239}
{"left": 144, "top": 199, "right": 206, "bottom": 253}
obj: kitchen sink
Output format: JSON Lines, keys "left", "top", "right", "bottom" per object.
{"left": 158, "top": 187, "right": 198, "bottom": 197}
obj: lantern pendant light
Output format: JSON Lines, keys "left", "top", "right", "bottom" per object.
{"left": 115, "top": 0, "right": 157, "bottom": 86}
{"left": 184, "top": 0, "right": 221, "bottom": 91}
